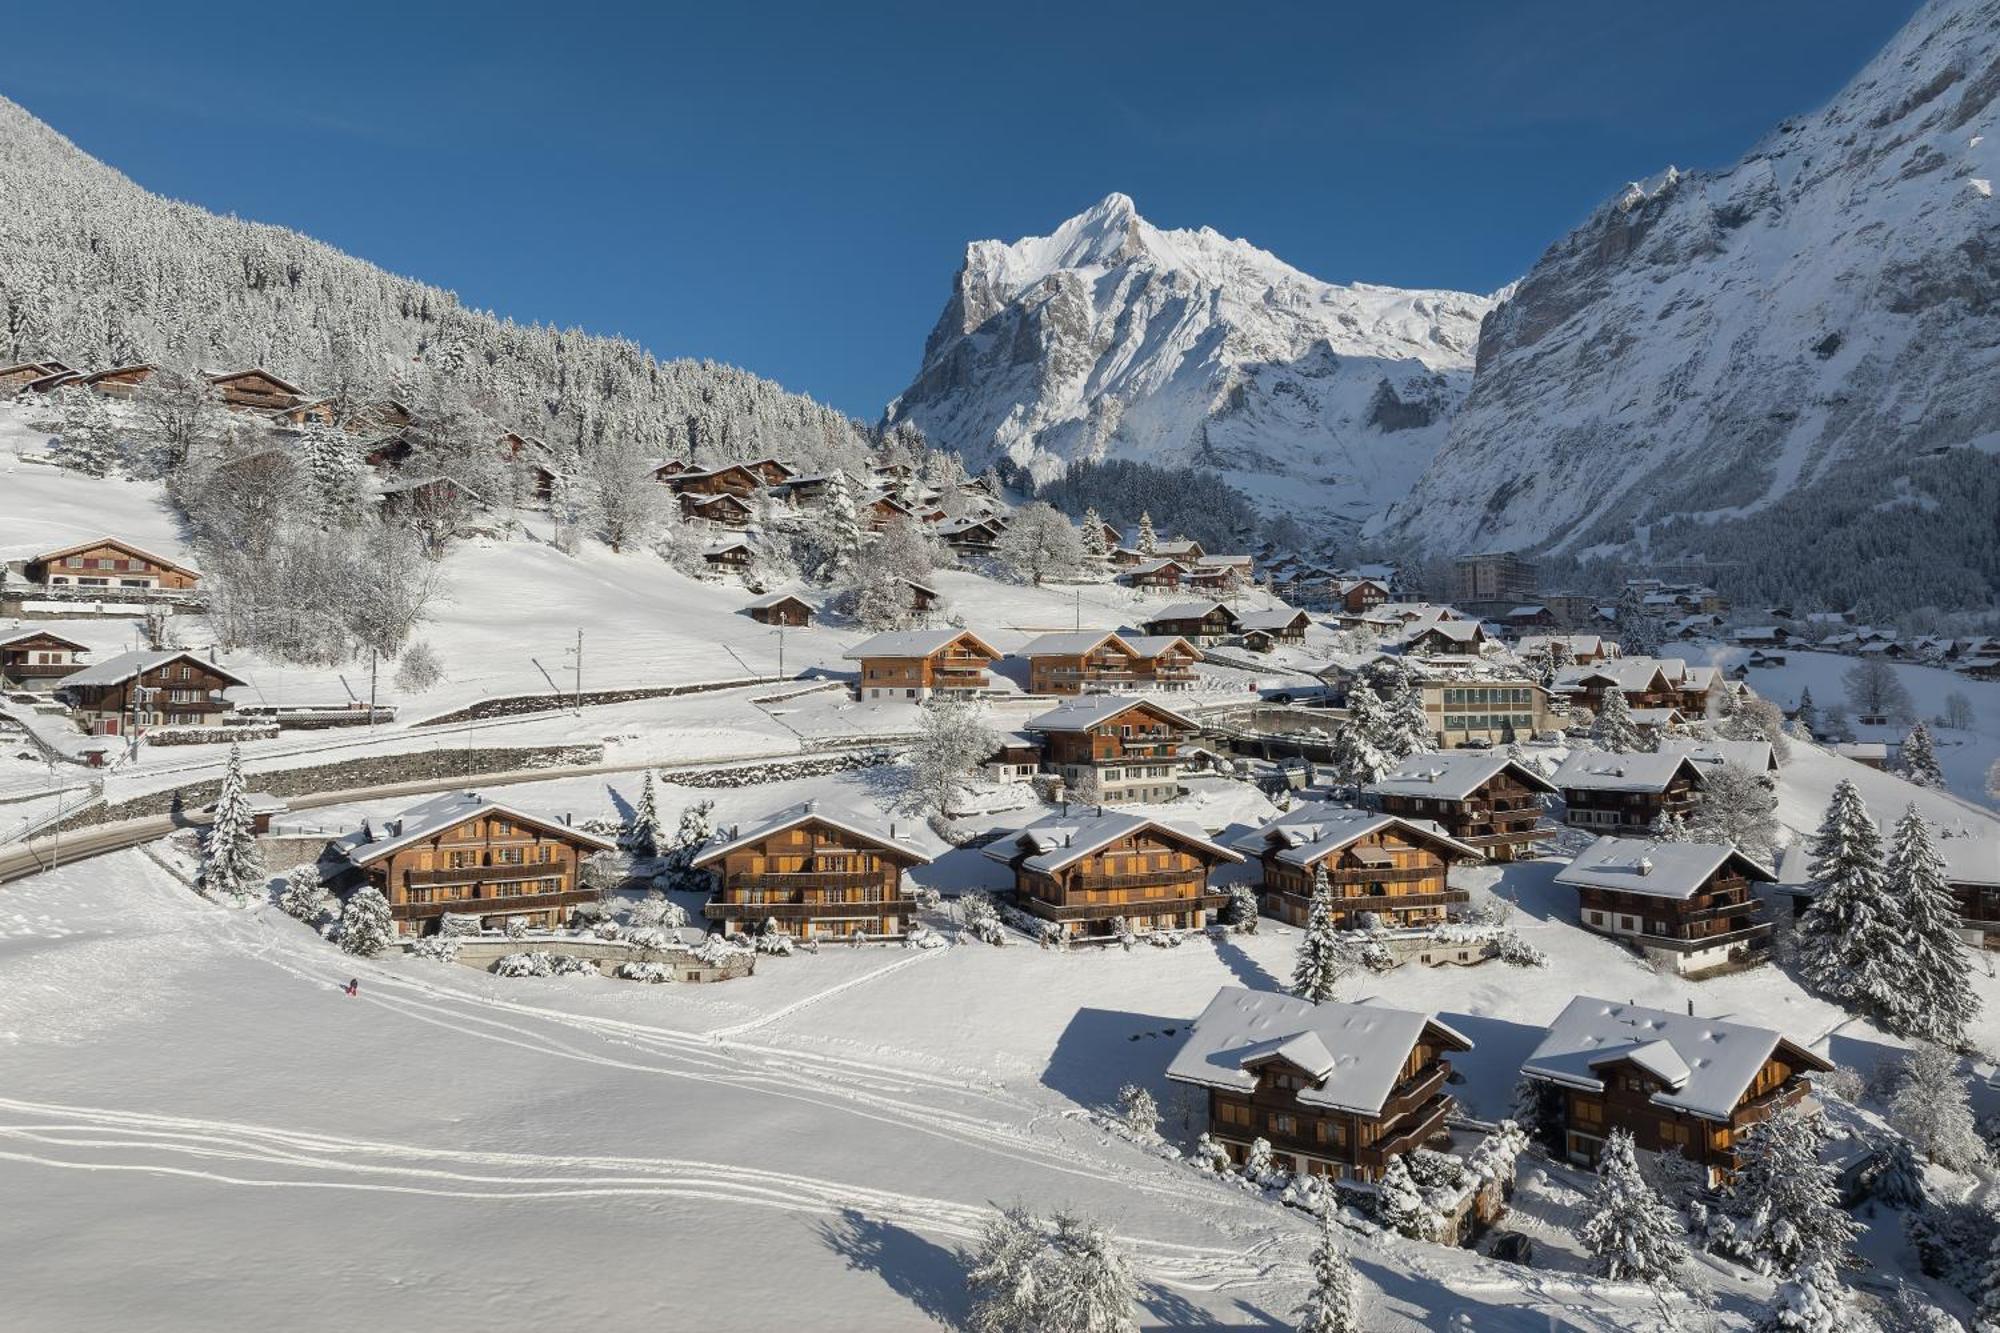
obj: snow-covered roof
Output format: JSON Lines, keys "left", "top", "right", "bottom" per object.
{"left": 1554, "top": 656, "right": 1691, "bottom": 693}
{"left": 1236, "top": 608, "right": 1310, "bottom": 633}
{"left": 59, "top": 649, "right": 248, "bottom": 690}
{"left": 333, "top": 791, "right": 615, "bottom": 867}
{"left": 1410, "top": 619, "right": 1484, "bottom": 643}
{"left": 1230, "top": 801, "right": 1482, "bottom": 867}
{"left": 1626, "top": 707, "right": 1685, "bottom": 726}
{"left": 1121, "top": 634, "right": 1200, "bottom": 659}
{"left": 1366, "top": 752, "right": 1556, "bottom": 802}
{"left": 1016, "top": 630, "right": 1133, "bottom": 658}
{"left": 1119, "top": 558, "right": 1185, "bottom": 577}
{"left": 1146, "top": 601, "right": 1236, "bottom": 623}
{"left": 840, "top": 629, "right": 998, "bottom": 660}
{"left": 702, "top": 539, "right": 753, "bottom": 557}
{"left": 690, "top": 802, "right": 932, "bottom": 869}
{"left": 1550, "top": 751, "right": 1703, "bottom": 794}
{"left": 1939, "top": 836, "right": 2000, "bottom": 888}
{"left": 982, "top": 810, "right": 1240, "bottom": 875}
{"left": 1521, "top": 995, "right": 1828, "bottom": 1123}
{"left": 1554, "top": 835, "right": 1774, "bottom": 901}
{"left": 1026, "top": 694, "right": 1195, "bottom": 733}
{"left": 744, "top": 591, "right": 815, "bottom": 611}
{"left": 1656, "top": 738, "right": 1777, "bottom": 774}
{"left": 29, "top": 534, "right": 200, "bottom": 576}
{"left": 1832, "top": 742, "right": 1889, "bottom": 761}
{"left": 0, "top": 627, "right": 88, "bottom": 651}
{"left": 1166, "top": 986, "right": 1472, "bottom": 1118}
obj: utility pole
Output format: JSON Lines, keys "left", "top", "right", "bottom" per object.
{"left": 368, "top": 647, "right": 378, "bottom": 730}
{"left": 1074, "top": 586, "right": 1081, "bottom": 632}
{"left": 569, "top": 629, "right": 583, "bottom": 715}
{"left": 768, "top": 628, "right": 787, "bottom": 679}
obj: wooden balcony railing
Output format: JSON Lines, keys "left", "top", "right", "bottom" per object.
{"left": 1378, "top": 1061, "right": 1451, "bottom": 1120}
{"left": 1015, "top": 891, "right": 1229, "bottom": 922}
{"left": 703, "top": 899, "right": 909, "bottom": 921}
{"left": 1070, "top": 870, "right": 1207, "bottom": 891}
{"left": 1271, "top": 887, "right": 1468, "bottom": 914}
{"left": 405, "top": 863, "right": 560, "bottom": 888}
{"left": 391, "top": 887, "right": 595, "bottom": 920}
{"left": 1619, "top": 921, "right": 1774, "bottom": 953}
{"left": 1360, "top": 1095, "right": 1454, "bottom": 1167}
{"left": 0, "top": 662, "right": 80, "bottom": 679}
{"left": 731, "top": 870, "right": 884, "bottom": 891}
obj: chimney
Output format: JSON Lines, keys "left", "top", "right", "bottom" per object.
{"left": 360, "top": 818, "right": 374, "bottom": 843}
{"left": 562, "top": 812, "right": 572, "bottom": 826}
{"left": 1687, "top": 998, "right": 1694, "bottom": 1016}
{"left": 804, "top": 799, "right": 817, "bottom": 812}
{"left": 1636, "top": 857, "right": 1654, "bottom": 877}
{"left": 389, "top": 818, "right": 402, "bottom": 837}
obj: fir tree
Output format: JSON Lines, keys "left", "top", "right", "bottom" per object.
{"left": 1116, "top": 1083, "right": 1159, "bottom": 1139}
{"left": 1886, "top": 807, "right": 1977, "bottom": 1047}
{"left": 1720, "top": 1105, "right": 1855, "bottom": 1275}
{"left": 1328, "top": 683, "right": 1392, "bottom": 788}
{"left": 814, "top": 471, "right": 863, "bottom": 583}
{"left": 339, "top": 886, "right": 396, "bottom": 957}
{"left": 967, "top": 1204, "right": 1047, "bottom": 1333}
{"left": 1592, "top": 685, "right": 1645, "bottom": 751}
{"left": 1374, "top": 1155, "right": 1434, "bottom": 1240}
{"left": 50, "top": 385, "right": 117, "bottom": 475}
{"left": 1755, "top": 1261, "right": 1858, "bottom": 1333}
{"left": 1796, "top": 780, "right": 1906, "bottom": 1026}
{"left": 277, "top": 863, "right": 326, "bottom": 921}
{"left": 1794, "top": 686, "right": 1819, "bottom": 738}
{"left": 1889, "top": 1042, "right": 1985, "bottom": 1171}
{"left": 1578, "top": 1129, "right": 1685, "bottom": 1286}
{"left": 199, "top": 742, "right": 265, "bottom": 906}
{"left": 1041, "top": 1210, "right": 1138, "bottom": 1333}
{"left": 666, "top": 799, "right": 715, "bottom": 876}
{"left": 1899, "top": 721, "right": 1945, "bottom": 788}
{"left": 1294, "top": 1205, "right": 1360, "bottom": 1333}
{"left": 296, "top": 419, "right": 364, "bottom": 522}
{"left": 1135, "top": 511, "right": 1157, "bottom": 556}
{"left": 626, "top": 769, "right": 663, "bottom": 858}
{"left": 1291, "top": 863, "right": 1351, "bottom": 1004}
{"left": 1081, "top": 506, "right": 1108, "bottom": 562}
{"left": 1371, "top": 662, "right": 1434, "bottom": 760}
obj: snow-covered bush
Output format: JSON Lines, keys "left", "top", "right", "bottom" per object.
{"left": 1495, "top": 932, "right": 1547, "bottom": 968}
{"left": 616, "top": 961, "right": 676, "bottom": 983}
{"left": 1223, "top": 883, "right": 1260, "bottom": 932}
{"left": 964, "top": 1204, "right": 1137, "bottom": 1333}
{"left": 438, "top": 912, "right": 483, "bottom": 938}
{"left": 958, "top": 892, "right": 1007, "bottom": 945}
{"left": 753, "top": 921, "right": 796, "bottom": 955}
{"left": 628, "top": 895, "right": 690, "bottom": 931}
{"left": 409, "top": 934, "right": 461, "bottom": 963}
{"left": 1405, "top": 1148, "right": 1469, "bottom": 1191}
{"left": 338, "top": 886, "right": 395, "bottom": 957}
{"left": 1357, "top": 938, "right": 1396, "bottom": 973}
{"left": 1851, "top": 1136, "right": 1929, "bottom": 1210}
{"left": 277, "top": 863, "right": 327, "bottom": 921}
{"left": 492, "top": 951, "right": 596, "bottom": 978}
{"left": 1244, "top": 1137, "right": 1284, "bottom": 1187}
{"left": 1116, "top": 1084, "right": 1160, "bottom": 1140}
{"left": 504, "top": 917, "right": 531, "bottom": 940}
{"left": 1755, "top": 1261, "right": 1855, "bottom": 1332}
{"left": 1374, "top": 1155, "right": 1439, "bottom": 1241}
{"left": 1190, "top": 1133, "right": 1232, "bottom": 1174}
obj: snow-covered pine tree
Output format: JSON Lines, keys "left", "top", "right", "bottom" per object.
{"left": 1327, "top": 683, "right": 1392, "bottom": 788}
{"left": 1754, "top": 1261, "right": 1858, "bottom": 1333}
{"left": 1374, "top": 1155, "right": 1434, "bottom": 1240}
{"left": 1371, "top": 662, "right": 1434, "bottom": 760}
{"left": 1291, "top": 863, "right": 1351, "bottom": 1004}
{"left": 1116, "top": 1084, "right": 1160, "bottom": 1139}
{"left": 1081, "top": 505, "right": 1108, "bottom": 563}
{"left": 1043, "top": 1210, "right": 1138, "bottom": 1333}
{"left": 1886, "top": 806, "right": 1977, "bottom": 1047}
{"left": 814, "top": 471, "right": 863, "bottom": 583}
{"left": 1796, "top": 780, "right": 1907, "bottom": 1026}
{"left": 1650, "top": 810, "right": 1694, "bottom": 842}
{"left": 1794, "top": 687, "right": 1819, "bottom": 738}
{"left": 1719, "top": 1105, "right": 1856, "bottom": 1275}
{"left": 626, "top": 769, "right": 663, "bottom": 858}
{"left": 277, "top": 863, "right": 326, "bottom": 921}
{"left": 50, "top": 385, "right": 117, "bottom": 475}
{"left": 1294, "top": 1205, "right": 1360, "bottom": 1333}
{"left": 966, "top": 1203, "right": 1047, "bottom": 1333}
{"left": 1899, "top": 721, "right": 1945, "bottom": 788}
{"left": 1225, "top": 882, "right": 1260, "bottom": 932}
{"left": 1889, "top": 1042, "right": 1985, "bottom": 1171}
{"left": 295, "top": 419, "right": 364, "bottom": 523}
{"left": 1592, "top": 686, "right": 1645, "bottom": 752}
{"left": 339, "top": 885, "right": 396, "bottom": 957}
{"left": 198, "top": 742, "right": 265, "bottom": 906}
{"left": 664, "top": 799, "right": 714, "bottom": 876}
{"left": 1136, "top": 511, "right": 1157, "bottom": 556}
{"left": 1577, "top": 1129, "right": 1685, "bottom": 1286}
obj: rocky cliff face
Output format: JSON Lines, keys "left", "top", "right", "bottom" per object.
{"left": 888, "top": 194, "right": 1494, "bottom": 526}
{"left": 1377, "top": 0, "right": 2000, "bottom": 556}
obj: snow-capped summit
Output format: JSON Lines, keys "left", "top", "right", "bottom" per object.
{"left": 888, "top": 194, "right": 1496, "bottom": 525}
{"left": 1377, "top": 0, "right": 2000, "bottom": 562}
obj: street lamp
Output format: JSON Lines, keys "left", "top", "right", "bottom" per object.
{"left": 767, "top": 627, "right": 787, "bottom": 679}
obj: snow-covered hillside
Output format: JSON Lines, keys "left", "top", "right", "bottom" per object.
{"left": 887, "top": 193, "right": 1495, "bottom": 525}
{"left": 1379, "top": 0, "right": 2000, "bottom": 577}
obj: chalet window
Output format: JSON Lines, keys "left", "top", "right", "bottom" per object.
{"left": 64, "top": 556, "right": 83, "bottom": 567}
{"left": 1659, "top": 1120, "right": 1690, "bottom": 1147}
{"left": 1270, "top": 1113, "right": 1296, "bottom": 1136}
{"left": 1573, "top": 1098, "right": 1603, "bottom": 1126}
{"left": 495, "top": 848, "right": 524, "bottom": 866}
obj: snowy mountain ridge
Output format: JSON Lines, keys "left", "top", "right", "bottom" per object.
{"left": 1377, "top": 0, "right": 2000, "bottom": 561}
{"left": 887, "top": 192, "right": 1496, "bottom": 526}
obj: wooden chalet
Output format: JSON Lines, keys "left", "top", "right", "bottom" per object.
{"left": 21, "top": 369, "right": 82, "bottom": 394}
{"left": 362, "top": 435, "right": 415, "bottom": 471}
{"left": 842, "top": 628, "right": 999, "bottom": 702}
{"left": 1366, "top": 753, "right": 1557, "bottom": 862}
{"left": 982, "top": 810, "right": 1241, "bottom": 939}
{"left": 1025, "top": 694, "right": 1195, "bottom": 806}
{"left": 1336, "top": 578, "right": 1391, "bottom": 614}
{"left": 1556, "top": 836, "right": 1773, "bottom": 975}
{"left": 0, "top": 360, "right": 72, "bottom": 393}
{"left": 1124, "top": 635, "right": 1202, "bottom": 690}
{"left": 1116, "top": 558, "right": 1186, "bottom": 591}
{"left": 1168, "top": 987, "right": 1471, "bottom": 1182}
{"left": 1554, "top": 657, "right": 1717, "bottom": 716}
{"left": 326, "top": 791, "right": 614, "bottom": 936}
{"left": 693, "top": 803, "right": 932, "bottom": 940}
{"left": 1153, "top": 538, "right": 1206, "bottom": 562}
{"left": 1092, "top": 519, "right": 1122, "bottom": 551}
{"left": 79, "top": 364, "right": 159, "bottom": 398}
{"left": 1236, "top": 607, "right": 1310, "bottom": 645}
{"left": 1552, "top": 751, "right": 1704, "bottom": 832}
{"left": 1142, "top": 601, "right": 1240, "bottom": 646}
{"left": 745, "top": 593, "right": 815, "bottom": 627}
{"left": 270, "top": 397, "right": 338, "bottom": 428}
{"left": 1516, "top": 633, "right": 1617, "bottom": 665}
{"left": 663, "top": 462, "right": 763, "bottom": 498}
{"left": 1940, "top": 836, "right": 2000, "bottom": 947}
{"left": 0, "top": 629, "right": 90, "bottom": 691}
{"left": 984, "top": 732, "right": 1045, "bottom": 784}
{"left": 57, "top": 649, "right": 247, "bottom": 736}
{"left": 742, "top": 457, "right": 798, "bottom": 486}
{"left": 1405, "top": 620, "right": 1488, "bottom": 656}
{"left": 1232, "top": 804, "right": 1480, "bottom": 930}
{"left": 1017, "top": 630, "right": 1160, "bottom": 696}
{"left": 1521, "top": 996, "right": 1829, "bottom": 1183}
{"left": 901, "top": 578, "right": 942, "bottom": 617}
{"left": 938, "top": 516, "right": 1005, "bottom": 554}
{"left": 701, "top": 538, "right": 755, "bottom": 572}
{"left": 26, "top": 537, "right": 200, "bottom": 592}
{"left": 682, "top": 491, "right": 754, "bottom": 527}
{"left": 864, "top": 494, "right": 917, "bottom": 531}
{"left": 206, "top": 368, "right": 308, "bottom": 412}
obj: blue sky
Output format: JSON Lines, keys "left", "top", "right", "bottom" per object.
{"left": 0, "top": 1, "right": 1916, "bottom": 419}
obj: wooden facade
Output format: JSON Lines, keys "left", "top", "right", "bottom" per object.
{"left": 1553, "top": 1054, "right": 1813, "bottom": 1181}
{"left": 1118, "top": 559, "right": 1186, "bottom": 591}
{"left": 1030, "top": 697, "right": 1193, "bottom": 806}
{"left": 79, "top": 364, "right": 159, "bottom": 398}
{"left": 0, "top": 630, "right": 89, "bottom": 690}
{"left": 27, "top": 537, "right": 200, "bottom": 591}
{"left": 683, "top": 491, "right": 754, "bottom": 527}
{"left": 1254, "top": 821, "right": 1472, "bottom": 930}
{"left": 1142, "top": 604, "right": 1239, "bottom": 645}
{"left": 1, "top": 361, "right": 69, "bottom": 393}
{"left": 848, "top": 630, "right": 998, "bottom": 701}
{"left": 59, "top": 651, "right": 246, "bottom": 736}
{"left": 1202, "top": 1027, "right": 1465, "bottom": 1182}
{"left": 1369, "top": 761, "right": 1555, "bottom": 862}
{"left": 1557, "top": 758, "right": 1702, "bottom": 832}
{"left": 1560, "top": 840, "right": 1775, "bottom": 975}
{"left": 339, "top": 803, "right": 610, "bottom": 935}
{"left": 271, "top": 398, "right": 338, "bottom": 428}
{"left": 747, "top": 595, "right": 814, "bottom": 626}
{"left": 702, "top": 541, "right": 755, "bottom": 571}
{"left": 994, "top": 819, "right": 1237, "bottom": 939}
{"left": 206, "top": 368, "right": 307, "bottom": 412}
{"left": 694, "top": 811, "right": 928, "bottom": 939}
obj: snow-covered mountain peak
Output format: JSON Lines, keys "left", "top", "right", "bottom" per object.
{"left": 893, "top": 194, "right": 1496, "bottom": 525}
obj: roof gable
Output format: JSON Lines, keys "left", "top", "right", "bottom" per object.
{"left": 335, "top": 791, "right": 616, "bottom": 867}
{"left": 690, "top": 805, "right": 932, "bottom": 868}
{"left": 31, "top": 535, "right": 199, "bottom": 576}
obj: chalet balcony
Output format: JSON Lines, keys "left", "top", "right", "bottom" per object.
{"left": 1378, "top": 1061, "right": 1452, "bottom": 1120}
{"left": 405, "top": 863, "right": 562, "bottom": 888}
{"left": 1271, "top": 888, "right": 1468, "bottom": 915}
{"left": 703, "top": 899, "right": 909, "bottom": 922}
{"left": 1460, "top": 823, "right": 1559, "bottom": 850}
{"left": 391, "top": 887, "right": 596, "bottom": 920}
{"left": 1360, "top": 1094, "right": 1455, "bottom": 1168}
{"left": 1070, "top": 870, "right": 1207, "bottom": 891}
{"left": 1730, "top": 1082, "right": 1816, "bottom": 1131}
{"left": 1014, "top": 890, "right": 1230, "bottom": 922}
{"left": 0, "top": 662, "right": 80, "bottom": 679}
{"left": 1616, "top": 921, "right": 1774, "bottom": 953}
{"left": 1679, "top": 897, "right": 1768, "bottom": 925}
{"left": 730, "top": 870, "right": 883, "bottom": 891}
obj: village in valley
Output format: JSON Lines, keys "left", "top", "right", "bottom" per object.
{"left": 1, "top": 344, "right": 1997, "bottom": 1332}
